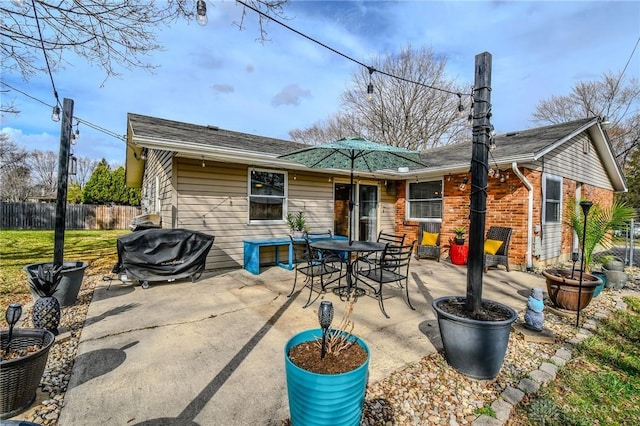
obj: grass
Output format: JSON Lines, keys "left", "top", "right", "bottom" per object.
{"left": 0, "top": 229, "right": 128, "bottom": 316}
{"left": 514, "top": 295, "right": 640, "bottom": 425}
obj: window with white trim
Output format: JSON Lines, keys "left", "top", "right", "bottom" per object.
{"left": 543, "top": 174, "right": 562, "bottom": 223}
{"left": 248, "top": 169, "right": 287, "bottom": 222}
{"left": 407, "top": 180, "right": 443, "bottom": 220}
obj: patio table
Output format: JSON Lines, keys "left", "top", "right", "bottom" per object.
{"left": 310, "top": 240, "right": 386, "bottom": 299}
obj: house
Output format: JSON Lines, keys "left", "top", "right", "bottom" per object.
{"left": 125, "top": 113, "right": 627, "bottom": 272}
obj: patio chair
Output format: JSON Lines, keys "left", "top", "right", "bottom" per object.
{"left": 483, "top": 226, "right": 513, "bottom": 272}
{"left": 356, "top": 240, "right": 416, "bottom": 318}
{"left": 288, "top": 235, "right": 343, "bottom": 308}
{"left": 415, "top": 222, "right": 441, "bottom": 261}
{"left": 358, "top": 230, "right": 405, "bottom": 263}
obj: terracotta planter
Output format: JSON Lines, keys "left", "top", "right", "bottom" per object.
{"left": 542, "top": 269, "right": 601, "bottom": 311}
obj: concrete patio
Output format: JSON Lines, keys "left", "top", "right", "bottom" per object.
{"left": 58, "top": 258, "right": 547, "bottom": 425}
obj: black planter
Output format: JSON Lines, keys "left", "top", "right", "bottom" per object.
{"left": 25, "top": 261, "right": 89, "bottom": 307}
{"left": 1, "top": 329, "right": 55, "bottom": 419}
{"left": 432, "top": 296, "right": 517, "bottom": 379}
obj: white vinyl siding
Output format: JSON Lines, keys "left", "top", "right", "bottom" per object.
{"left": 141, "top": 149, "right": 174, "bottom": 227}
{"left": 175, "top": 160, "right": 334, "bottom": 270}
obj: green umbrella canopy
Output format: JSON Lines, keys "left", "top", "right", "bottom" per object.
{"left": 278, "top": 137, "right": 425, "bottom": 172}
{"left": 279, "top": 137, "right": 425, "bottom": 245}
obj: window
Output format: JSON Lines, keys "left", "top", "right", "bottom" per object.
{"left": 543, "top": 175, "right": 562, "bottom": 223}
{"left": 248, "top": 169, "right": 286, "bottom": 222}
{"left": 408, "top": 180, "right": 442, "bottom": 220}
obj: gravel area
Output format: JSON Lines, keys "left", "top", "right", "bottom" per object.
{"left": 9, "top": 268, "right": 640, "bottom": 425}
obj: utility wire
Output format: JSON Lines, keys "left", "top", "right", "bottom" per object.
{"left": 235, "top": 0, "right": 467, "bottom": 98}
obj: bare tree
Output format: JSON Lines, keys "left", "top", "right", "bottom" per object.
{"left": 532, "top": 71, "right": 640, "bottom": 169}
{"left": 0, "top": 133, "right": 32, "bottom": 200}
{"left": 1, "top": 0, "right": 288, "bottom": 83}
{"left": 289, "top": 45, "right": 470, "bottom": 151}
{"left": 28, "top": 149, "right": 58, "bottom": 195}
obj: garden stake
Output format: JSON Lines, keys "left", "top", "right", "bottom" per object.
{"left": 4, "top": 303, "right": 22, "bottom": 355}
{"left": 318, "top": 301, "right": 333, "bottom": 359}
{"left": 576, "top": 200, "right": 592, "bottom": 327}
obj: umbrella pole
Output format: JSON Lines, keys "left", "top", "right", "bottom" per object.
{"left": 349, "top": 159, "right": 354, "bottom": 246}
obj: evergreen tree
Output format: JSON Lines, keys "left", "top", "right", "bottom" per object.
{"left": 82, "top": 159, "right": 112, "bottom": 204}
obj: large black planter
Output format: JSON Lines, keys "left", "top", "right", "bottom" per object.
{"left": 25, "top": 261, "right": 89, "bottom": 307}
{"left": 432, "top": 296, "right": 517, "bottom": 380}
{"left": 1, "top": 329, "right": 55, "bottom": 419}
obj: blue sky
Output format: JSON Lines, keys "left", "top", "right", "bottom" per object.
{"left": 2, "top": 0, "right": 639, "bottom": 166}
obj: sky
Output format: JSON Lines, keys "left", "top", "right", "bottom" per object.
{"left": 2, "top": 0, "right": 639, "bottom": 166}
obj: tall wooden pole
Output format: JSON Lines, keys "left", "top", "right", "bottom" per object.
{"left": 53, "top": 98, "right": 74, "bottom": 266}
{"left": 466, "top": 53, "right": 492, "bottom": 313}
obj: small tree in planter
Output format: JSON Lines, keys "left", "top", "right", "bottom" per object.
{"left": 284, "top": 298, "right": 369, "bottom": 425}
{"left": 453, "top": 227, "right": 466, "bottom": 245}
{"left": 286, "top": 211, "right": 308, "bottom": 238}
{"left": 432, "top": 52, "right": 518, "bottom": 380}
{"left": 565, "top": 197, "right": 635, "bottom": 273}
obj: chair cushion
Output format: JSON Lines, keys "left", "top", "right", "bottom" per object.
{"left": 484, "top": 239, "right": 503, "bottom": 255}
{"left": 421, "top": 232, "right": 439, "bottom": 246}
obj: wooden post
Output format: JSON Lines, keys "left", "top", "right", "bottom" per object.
{"left": 53, "top": 98, "right": 74, "bottom": 266}
{"left": 466, "top": 53, "right": 492, "bottom": 313}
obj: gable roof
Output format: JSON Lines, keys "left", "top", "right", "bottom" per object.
{"left": 126, "top": 113, "right": 626, "bottom": 192}
{"left": 417, "top": 117, "right": 626, "bottom": 192}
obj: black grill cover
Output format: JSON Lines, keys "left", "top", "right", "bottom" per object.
{"left": 113, "top": 229, "right": 214, "bottom": 282}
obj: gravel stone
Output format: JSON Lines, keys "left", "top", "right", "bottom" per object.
{"left": 11, "top": 268, "right": 639, "bottom": 426}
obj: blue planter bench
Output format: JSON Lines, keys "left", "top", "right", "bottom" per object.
{"left": 243, "top": 234, "right": 346, "bottom": 275}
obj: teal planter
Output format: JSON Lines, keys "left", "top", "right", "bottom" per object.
{"left": 284, "top": 329, "right": 369, "bottom": 426}
{"left": 591, "top": 272, "right": 606, "bottom": 297}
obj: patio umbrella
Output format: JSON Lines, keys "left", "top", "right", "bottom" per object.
{"left": 278, "top": 137, "right": 425, "bottom": 245}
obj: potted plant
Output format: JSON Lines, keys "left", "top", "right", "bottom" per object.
{"left": 564, "top": 198, "right": 635, "bottom": 273}
{"left": 432, "top": 54, "right": 517, "bottom": 380}
{"left": 453, "top": 227, "right": 466, "bottom": 245}
{"left": 27, "top": 264, "right": 64, "bottom": 335}
{"left": 286, "top": 210, "right": 308, "bottom": 238}
{"left": 1, "top": 303, "right": 56, "bottom": 419}
{"left": 25, "top": 260, "right": 89, "bottom": 307}
{"left": 284, "top": 299, "right": 369, "bottom": 425}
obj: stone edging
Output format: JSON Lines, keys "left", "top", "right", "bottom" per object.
{"left": 471, "top": 294, "right": 628, "bottom": 425}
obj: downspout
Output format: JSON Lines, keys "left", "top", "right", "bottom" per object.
{"left": 512, "top": 162, "right": 533, "bottom": 270}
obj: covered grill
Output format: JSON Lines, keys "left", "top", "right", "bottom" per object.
{"left": 112, "top": 228, "right": 214, "bottom": 289}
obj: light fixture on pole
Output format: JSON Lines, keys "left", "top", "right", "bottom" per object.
{"left": 196, "top": 0, "right": 208, "bottom": 26}
{"left": 51, "top": 105, "right": 60, "bottom": 122}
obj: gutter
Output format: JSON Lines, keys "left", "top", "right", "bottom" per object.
{"left": 512, "top": 162, "right": 533, "bottom": 270}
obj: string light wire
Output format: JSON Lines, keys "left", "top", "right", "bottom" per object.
{"left": 235, "top": 0, "right": 470, "bottom": 99}
{"left": 31, "top": 0, "right": 60, "bottom": 109}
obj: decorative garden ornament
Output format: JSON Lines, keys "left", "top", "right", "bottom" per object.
{"left": 28, "top": 264, "right": 63, "bottom": 335}
{"left": 524, "top": 288, "right": 544, "bottom": 331}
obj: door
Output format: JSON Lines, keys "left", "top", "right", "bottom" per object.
{"left": 333, "top": 182, "right": 378, "bottom": 241}
{"left": 358, "top": 184, "right": 378, "bottom": 241}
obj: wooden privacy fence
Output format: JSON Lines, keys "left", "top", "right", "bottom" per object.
{"left": 0, "top": 202, "right": 142, "bottom": 230}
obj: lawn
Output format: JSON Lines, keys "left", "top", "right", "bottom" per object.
{"left": 513, "top": 295, "right": 640, "bottom": 425}
{"left": 0, "top": 229, "right": 128, "bottom": 315}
